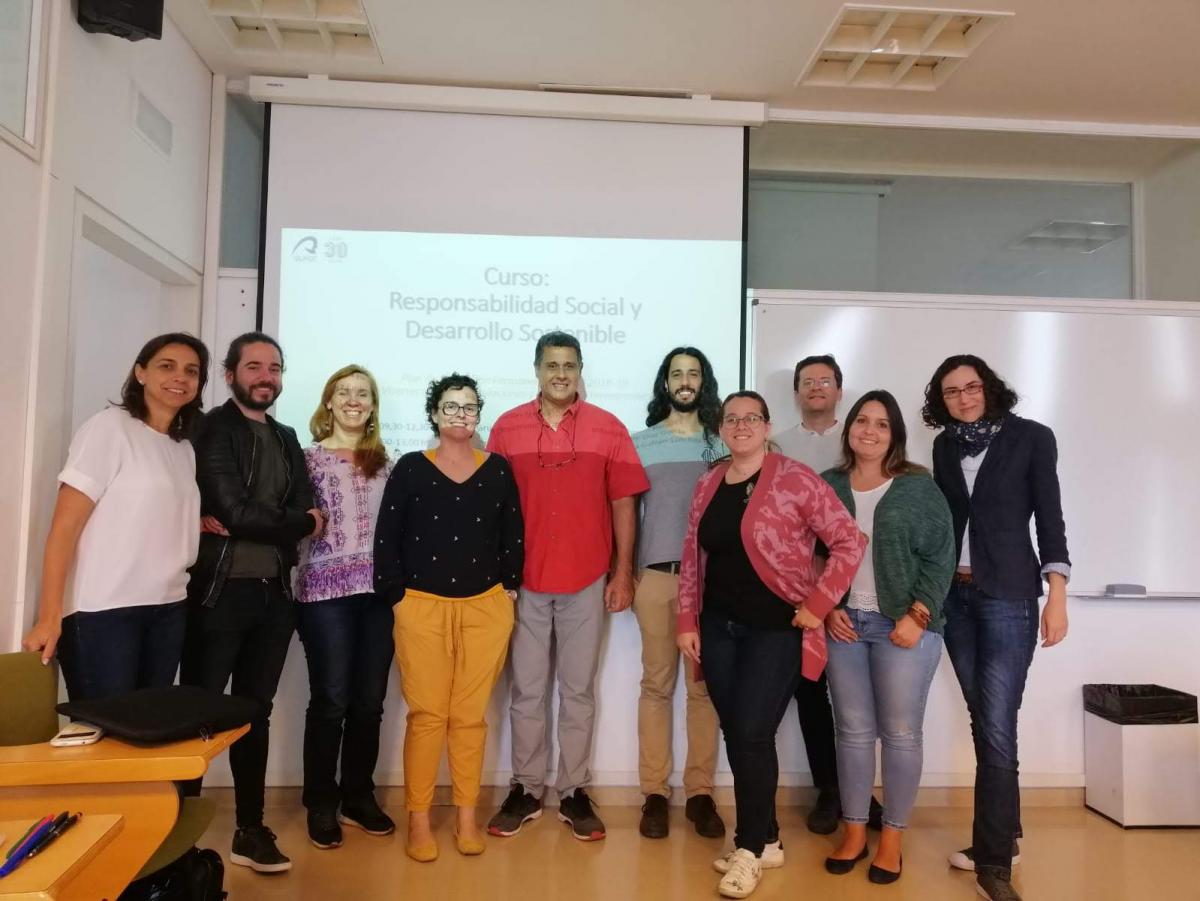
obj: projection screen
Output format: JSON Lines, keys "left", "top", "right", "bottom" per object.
{"left": 261, "top": 103, "right": 746, "bottom": 449}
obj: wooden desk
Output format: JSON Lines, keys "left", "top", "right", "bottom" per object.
{"left": 0, "top": 815, "right": 122, "bottom": 900}
{"left": 0, "top": 727, "right": 247, "bottom": 901}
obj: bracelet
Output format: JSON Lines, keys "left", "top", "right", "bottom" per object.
{"left": 906, "top": 604, "right": 931, "bottom": 629}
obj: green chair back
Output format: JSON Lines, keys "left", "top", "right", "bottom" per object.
{"left": 132, "top": 797, "right": 217, "bottom": 881}
{"left": 0, "top": 651, "right": 59, "bottom": 745}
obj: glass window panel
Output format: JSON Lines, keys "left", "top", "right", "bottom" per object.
{"left": 220, "top": 95, "right": 266, "bottom": 269}
{"left": 0, "top": 0, "right": 36, "bottom": 141}
{"left": 746, "top": 124, "right": 1163, "bottom": 300}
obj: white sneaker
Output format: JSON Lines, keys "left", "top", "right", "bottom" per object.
{"left": 948, "top": 842, "right": 1021, "bottom": 872}
{"left": 713, "top": 840, "right": 784, "bottom": 873}
{"left": 718, "top": 849, "right": 762, "bottom": 899}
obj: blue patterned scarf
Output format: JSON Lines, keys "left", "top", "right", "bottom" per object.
{"left": 946, "top": 417, "right": 1005, "bottom": 458}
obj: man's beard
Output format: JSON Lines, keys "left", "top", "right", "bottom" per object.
{"left": 232, "top": 379, "right": 280, "bottom": 412}
{"left": 669, "top": 391, "right": 700, "bottom": 414}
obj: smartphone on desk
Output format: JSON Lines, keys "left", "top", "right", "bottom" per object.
{"left": 50, "top": 722, "right": 104, "bottom": 747}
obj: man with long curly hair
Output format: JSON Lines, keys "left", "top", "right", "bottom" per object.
{"left": 629, "top": 346, "right": 727, "bottom": 841}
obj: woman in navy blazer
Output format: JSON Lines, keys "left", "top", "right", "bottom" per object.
{"left": 921, "top": 355, "right": 1069, "bottom": 901}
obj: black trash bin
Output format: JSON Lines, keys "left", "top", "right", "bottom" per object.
{"left": 1083, "top": 683, "right": 1200, "bottom": 827}
{"left": 1083, "top": 684, "right": 1198, "bottom": 725}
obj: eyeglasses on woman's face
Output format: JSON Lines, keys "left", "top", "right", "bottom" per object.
{"left": 941, "top": 381, "right": 984, "bottom": 401}
{"left": 440, "top": 401, "right": 481, "bottom": 418}
{"left": 721, "top": 413, "right": 766, "bottom": 428}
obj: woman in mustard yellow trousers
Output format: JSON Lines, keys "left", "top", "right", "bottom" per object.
{"left": 374, "top": 373, "right": 524, "bottom": 861}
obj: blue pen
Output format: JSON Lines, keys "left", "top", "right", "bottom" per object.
{"left": 0, "top": 818, "right": 58, "bottom": 879}
{"left": 1, "top": 818, "right": 55, "bottom": 875}
{"left": 4, "top": 816, "right": 52, "bottom": 861}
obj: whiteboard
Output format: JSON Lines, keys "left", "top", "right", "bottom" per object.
{"left": 749, "top": 290, "right": 1200, "bottom": 596}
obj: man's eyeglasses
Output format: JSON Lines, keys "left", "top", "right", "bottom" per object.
{"left": 440, "top": 401, "right": 481, "bottom": 418}
{"left": 800, "top": 378, "right": 835, "bottom": 389}
{"left": 721, "top": 414, "right": 766, "bottom": 428}
{"left": 537, "top": 424, "right": 577, "bottom": 468}
{"left": 941, "top": 382, "right": 984, "bottom": 401}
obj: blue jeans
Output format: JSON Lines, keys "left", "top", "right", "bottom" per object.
{"left": 943, "top": 582, "right": 1039, "bottom": 876}
{"left": 296, "top": 592, "right": 395, "bottom": 811}
{"left": 58, "top": 601, "right": 187, "bottom": 702}
{"left": 825, "top": 608, "right": 942, "bottom": 830}
{"left": 699, "top": 609, "right": 801, "bottom": 856}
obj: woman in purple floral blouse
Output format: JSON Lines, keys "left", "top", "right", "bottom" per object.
{"left": 295, "top": 364, "right": 395, "bottom": 851}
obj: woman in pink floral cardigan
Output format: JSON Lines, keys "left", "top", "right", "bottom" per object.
{"left": 677, "top": 390, "right": 865, "bottom": 900}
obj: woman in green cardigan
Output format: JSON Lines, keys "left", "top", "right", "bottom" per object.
{"left": 820, "top": 390, "right": 956, "bottom": 885}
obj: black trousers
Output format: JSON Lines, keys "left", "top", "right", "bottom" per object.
{"left": 794, "top": 666, "right": 840, "bottom": 793}
{"left": 181, "top": 578, "right": 296, "bottom": 828}
{"left": 701, "top": 610, "right": 802, "bottom": 856}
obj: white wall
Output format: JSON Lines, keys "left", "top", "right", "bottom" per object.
{"left": 1143, "top": 145, "right": 1200, "bottom": 302}
{"left": 67, "top": 239, "right": 171, "bottom": 432}
{"left": 0, "top": 141, "right": 44, "bottom": 651}
{"left": 52, "top": 10, "right": 211, "bottom": 271}
{"left": 13, "top": 4, "right": 213, "bottom": 644}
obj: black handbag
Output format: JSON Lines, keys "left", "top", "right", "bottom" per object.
{"left": 56, "top": 686, "right": 260, "bottom": 744}
{"left": 118, "top": 847, "right": 227, "bottom": 901}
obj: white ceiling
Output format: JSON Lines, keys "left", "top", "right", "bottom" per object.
{"left": 168, "top": 0, "right": 1200, "bottom": 127}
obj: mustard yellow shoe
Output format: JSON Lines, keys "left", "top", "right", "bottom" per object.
{"left": 406, "top": 838, "right": 439, "bottom": 862}
{"left": 454, "top": 829, "right": 486, "bottom": 856}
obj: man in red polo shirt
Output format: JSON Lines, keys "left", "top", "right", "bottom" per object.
{"left": 485, "top": 330, "right": 649, "bottom": 842}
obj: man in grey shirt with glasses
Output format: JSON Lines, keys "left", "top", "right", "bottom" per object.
{"left": 773, "top": 353, "right": 883, "bottom": 834}
{"left": 773, "top": 354, "right": 844, "bottom": 475}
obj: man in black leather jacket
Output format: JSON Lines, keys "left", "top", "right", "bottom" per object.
{"left": 181, "top": 331, "right": 323, "bottom": 875}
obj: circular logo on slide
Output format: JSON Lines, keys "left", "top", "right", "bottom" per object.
{"left": 291, "top": 235, "right": 318, "bottom": 261}
{"left": 291, "top": 235, "right": 348, "bottom": 262}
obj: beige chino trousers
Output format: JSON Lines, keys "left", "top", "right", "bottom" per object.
{"left": 632, "top": 567, "right": 720, "bottom": 798}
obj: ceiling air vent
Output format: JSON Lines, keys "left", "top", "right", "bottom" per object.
{"left": 203, "top": 0, "right": 378, "bottom": 59}
{"left": 797, "top": 5, "right": 1012, "bottom": 92}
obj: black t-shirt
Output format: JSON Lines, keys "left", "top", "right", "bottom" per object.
{"left": 698, "top": 472, "right": 796, "bottom": 630}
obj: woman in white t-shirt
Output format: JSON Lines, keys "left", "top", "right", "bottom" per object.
{"left": 22, "top": 332, "right": 210, "bottom": 701}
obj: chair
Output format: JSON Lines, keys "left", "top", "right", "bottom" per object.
{"left": 0, "top": 651, "right": 217, "bottom": 889}
{"left": 0, "top": 650, "right": 59, "bottom": 745}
